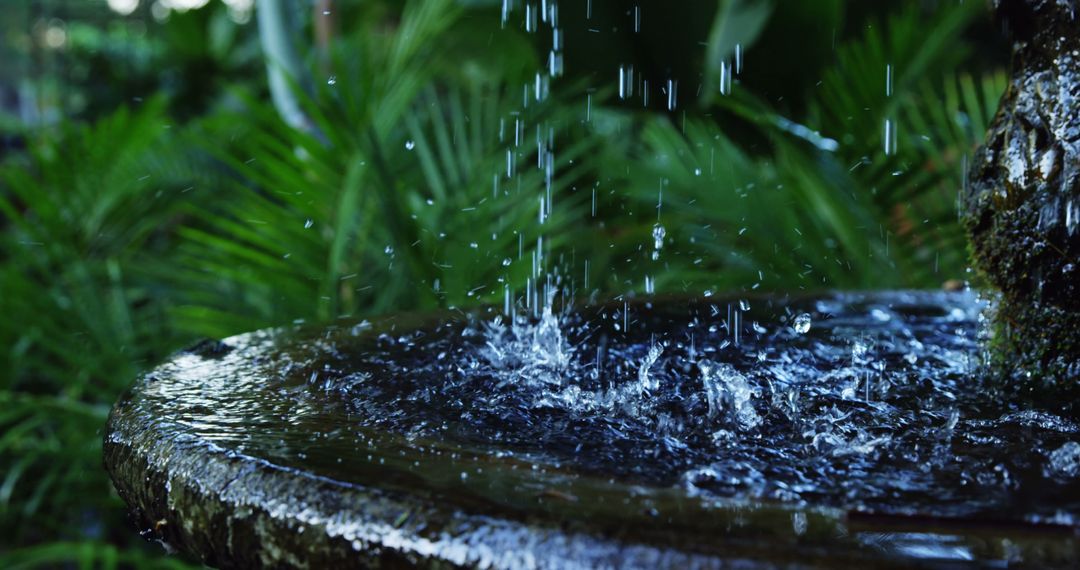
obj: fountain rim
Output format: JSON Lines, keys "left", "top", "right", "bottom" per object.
{"left": 103, "top": 290, "right": 1078, "bottom": 568}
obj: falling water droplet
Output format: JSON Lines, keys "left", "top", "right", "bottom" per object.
{"left": 304, "top": 219, "right": 314, "bottom": 229}
{"left": 651, "top": 223, "right": 666, "bottom": 261}
{"left": 793, "top": 313, "right": 812, "bottom": 334}
{"left": 405, "top": 140, "right": 416, "bottom": 150}
{"left": 652, "top": 223, "right": 666, "bottom": 249}
{"left": 327, "top": 76, "right": 337, "bottom": 86}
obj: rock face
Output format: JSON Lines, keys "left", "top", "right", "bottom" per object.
{"left": 964, "top": 0, "right": 1080, "bottom": 392}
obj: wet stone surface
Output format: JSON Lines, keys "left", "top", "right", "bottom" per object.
{"left": 106, "top": 292, "right": 1080, "bottom": 568}
{"left": 964, "top": 0, "right": 1080, "bottom": 384}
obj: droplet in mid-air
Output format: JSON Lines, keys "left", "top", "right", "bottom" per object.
{"left": 793, "top": 313, "right": 812, "bottom": 334}
{"left": 405, "top": 140, "right": 416, "bottom": 150}
{"left": 327, "top": 76, "right": 337, "bottom": 86}
{"left": 650, "top": 223, "right": 666, "bottom": 260}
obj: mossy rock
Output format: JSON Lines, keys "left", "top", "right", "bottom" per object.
{"left": 963, "top": 0, "right": 1080, "bottom": 395}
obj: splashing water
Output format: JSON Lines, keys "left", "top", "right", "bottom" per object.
{"left": 637, "top": 343, "right": 663, "bottom": 394}
{"left": 698, "top": 359, "right": 760, "bottom": 431}
{"left": 135, "top": 289, "right": 1080, "bottom": 566}
{"left": 480, "top": 304, "right": 573, "bottom": 389}
{"left": 1047, "top": 441, "right": 1080, "bottom": 479}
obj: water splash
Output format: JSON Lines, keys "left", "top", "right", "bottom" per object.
{"left": 140, "top": 291, "right": 1080, "bottom": 529}
{"left": 637, "top": 343, "right": 663, "bottom": 394}
{"left": 698, "top": 360, "right": 760, "bottom": 431}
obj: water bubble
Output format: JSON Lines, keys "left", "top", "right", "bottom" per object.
{"left": 304, "top": 219, "right": 314, "bottom": 229}
{"left": 327, "top": 75, "right": 337, "bottom": 86}
{"left": 405, "top": 140, "right": 416, "bottom": 150}
{"left": 694, "top": 168, "right": 702, "bottom": 176}
{"left": 870, "top": 308, "right": 891, "bottom": 322}
{"left": 793, "top": 313, "right": 812, "bottom": 334}
{"left": 502, "top": 258, "right": 512, "bottom": 267}
{"left": 384, "top": 246, "right": 394, "bottom": 255}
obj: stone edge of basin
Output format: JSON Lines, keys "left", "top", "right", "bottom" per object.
{"left": 104, "top": 394, "right": 912, "bottom": 570}
{"left": 102, "top": 329, "right": 915, "bottom": 570}
{"left": 964, "top": 0, "right": 1080, "bottom": 397}
{"left": 103, "top": 396, "right": 715, "bottom": 569}
{"left": 102, "top": 295, "right": 1080, "bottom": 568}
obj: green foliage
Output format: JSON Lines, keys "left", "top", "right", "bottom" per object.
{"left": 604, "top": 0, "right": 999, "bottom": 295}
{"left": 0, "top": 100, "right": 211, "bottom": 566}
{"left": 1, "top": 540, "right": 193, "bottom": 570}
{"left": 169, "top": 0, "right": 597, "bottom": 339}
{"left": 0, "top": 0, "right": 1007, "bottom": 566}
{"left": 701, "top": 0, "right": 773, "bottom": 106}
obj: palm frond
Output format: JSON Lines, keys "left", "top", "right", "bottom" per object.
{"left": 0, "top": 99, "right": 214, "bottom": 546}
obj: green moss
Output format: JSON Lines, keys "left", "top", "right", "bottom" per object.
{"left": 962, "top": 0, "right": 1080, "bottom": 400}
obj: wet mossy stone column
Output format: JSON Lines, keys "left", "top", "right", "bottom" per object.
{"left": 964, "top": 0, "right": 1080, "bottom": 400}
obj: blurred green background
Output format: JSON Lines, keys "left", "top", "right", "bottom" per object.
{"left": 0, "top": 0, "right": 1007, "bottom": 567}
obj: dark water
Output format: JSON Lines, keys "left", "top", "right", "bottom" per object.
{"left": 137, "top": 291, "right": 1080, "bottom": 565}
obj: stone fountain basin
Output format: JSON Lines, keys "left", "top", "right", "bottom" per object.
{"left": 105, "top": 291, "right": 1080, "bottom": 568}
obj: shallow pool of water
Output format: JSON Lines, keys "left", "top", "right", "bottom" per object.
{"left": 115, "top": 290, "right": 1080, "bottom": 567}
